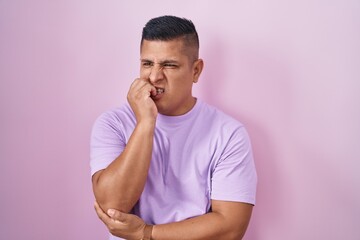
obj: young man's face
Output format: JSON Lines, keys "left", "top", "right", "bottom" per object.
{"left": 140, "top": 39, "right": 202, "bottom": 116}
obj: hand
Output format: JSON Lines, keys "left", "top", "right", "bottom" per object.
{"left": 94, "top": 201, "right": 146, "bottom": 240}
{"left": 127, "top": 78, "right": 158, "bottom": 123}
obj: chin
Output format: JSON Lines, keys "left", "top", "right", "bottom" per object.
{"left": 155, "top": 103, "right": 166, "bottom": 114}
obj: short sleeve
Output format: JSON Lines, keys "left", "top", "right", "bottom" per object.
{"left": 90, "top": 111, "right": 126, "bottom": 176}
{"left": 211, "top": 126, "right": 257, "bottom": 205}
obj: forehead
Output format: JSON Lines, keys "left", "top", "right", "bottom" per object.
{"left": 140, "top": 39, "right": 187, "bottom": 61}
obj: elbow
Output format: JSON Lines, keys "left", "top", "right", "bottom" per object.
{"left": 92, "top": 176, "right": 134, "bottom": 213}
{"left": 96, "top": 197, "right": 134, "bottom": 214}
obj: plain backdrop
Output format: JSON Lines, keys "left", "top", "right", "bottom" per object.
{"left": 0, "top": 1, "right": 359, "bottom": 239}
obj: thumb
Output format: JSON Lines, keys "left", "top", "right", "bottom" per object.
{"left": 107, "top": 209, "right": 126, "bottom": 222}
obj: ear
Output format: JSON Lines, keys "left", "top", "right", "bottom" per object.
{"left": 192, "top": 59, "right": 204, "bottom": 83}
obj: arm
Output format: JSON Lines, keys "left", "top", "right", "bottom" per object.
{"left": 95, "top": 200, "right": 253, "bottom": 240}
{"left": 152, "top": 200, "right": 253, "bottom": 240}
{"left": 92, "top": 78, "right": 158, "bottom": 213}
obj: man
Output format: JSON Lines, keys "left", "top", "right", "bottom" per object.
{"left": 91, "top": 15, "right": 257, "bottom": 240}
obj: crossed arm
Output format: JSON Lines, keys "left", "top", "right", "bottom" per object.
{"left": 94, "top": 198, "right": 253, "bottom": 240}
{"left": 92, "top": 79, "right": 253, "bottom": 239}
{"left": 92, "top": 117, "right": 253, "bottom": 240}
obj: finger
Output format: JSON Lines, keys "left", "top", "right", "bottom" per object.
{"left": 94, "top": 202, "right": 113, "bottom": 226}
{"left": 108, "top": 209, "right": 127, "bottom": 222}
{"left": 131, "top": 78, "right": 149, "bottom": 90}
{"left": 139, "top": 84, "right": 157, "bottom": 97}
{"left": 149, "top": 85, "right": 157, "bottom": 97}
{"left": 129, "top": 79, "right": 156, "bottom": 97}
{"left": 130, "top": 79, "right": 155, "bottom": 97}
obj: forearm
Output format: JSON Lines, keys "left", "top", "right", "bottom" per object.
{"left": 93, "top": 121, "right": 155, "bottom": 213}
{"left": 152, "top": 211, "right": 249, "bottom": 240}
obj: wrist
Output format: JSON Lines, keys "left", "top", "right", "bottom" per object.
{"left": 142, "top": 224, "right": 153, "bottom": 240}
{"left": 137, "top": 119, "right": 156, "bottom": 129}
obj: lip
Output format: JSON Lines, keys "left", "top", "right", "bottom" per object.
{"left": 151, "top": 87, "right": 165, "bottom": 100}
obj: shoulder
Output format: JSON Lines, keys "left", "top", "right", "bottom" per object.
{"left": 92, "top": 103, "right": 136, "bottom": 134}
{"left": 95, "top": 103, "right": 134, "bottom": 125}
{"left": 198, "top": 100, "right": 244, "bottom": 130}
{"left": 196, "top": 100, "right": 252, "bottom": 150}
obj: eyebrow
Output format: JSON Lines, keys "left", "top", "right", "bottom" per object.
{"left": 140, "top": 59, "right": 180, "bottom": 64}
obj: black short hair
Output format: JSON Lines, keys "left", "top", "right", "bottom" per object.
{"left": 141, "top": 15, "right": 199, "bottom": 59}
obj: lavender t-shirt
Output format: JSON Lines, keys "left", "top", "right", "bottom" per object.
{"left": 90, "top": 99, "right": 257, "bottom": 239}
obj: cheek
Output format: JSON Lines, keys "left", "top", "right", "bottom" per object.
{"left": 140, "top": 68, "right": 150, "bottom": 78}
{"left": 167, "top": 78, "right": 192, "bottom": 94}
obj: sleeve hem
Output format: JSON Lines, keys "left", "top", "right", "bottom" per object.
{"left": 211, "top": 194, "right": 256, "bottom": 205}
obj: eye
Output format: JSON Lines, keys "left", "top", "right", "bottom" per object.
{"left": 163, "top": 63, "right": 178, "bottom": 69}
{"left": 142, "top": 62, "right": 153, "bottom": 68}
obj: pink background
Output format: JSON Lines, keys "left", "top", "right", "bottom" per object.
{"left": 1, "top": 1, "right": 359, "bottom": 239}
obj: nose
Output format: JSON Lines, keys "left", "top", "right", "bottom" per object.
{"left": 148, "top": 64, "right": 164, "bottom": 84}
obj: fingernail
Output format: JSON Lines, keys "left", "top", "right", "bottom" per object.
{"left": 107, "top": 209, "right": 115, "bottom": 217}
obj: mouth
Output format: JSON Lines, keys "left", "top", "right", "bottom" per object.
{"left": 155, "top": 87, "right": 165, "bottom": 95}
{"left": 151, "top": 87, "right": 165, "bottom": 100}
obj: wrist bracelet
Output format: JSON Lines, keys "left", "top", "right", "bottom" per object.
{"left": 142, "top": 225, "right": 153, "bottom": 240}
